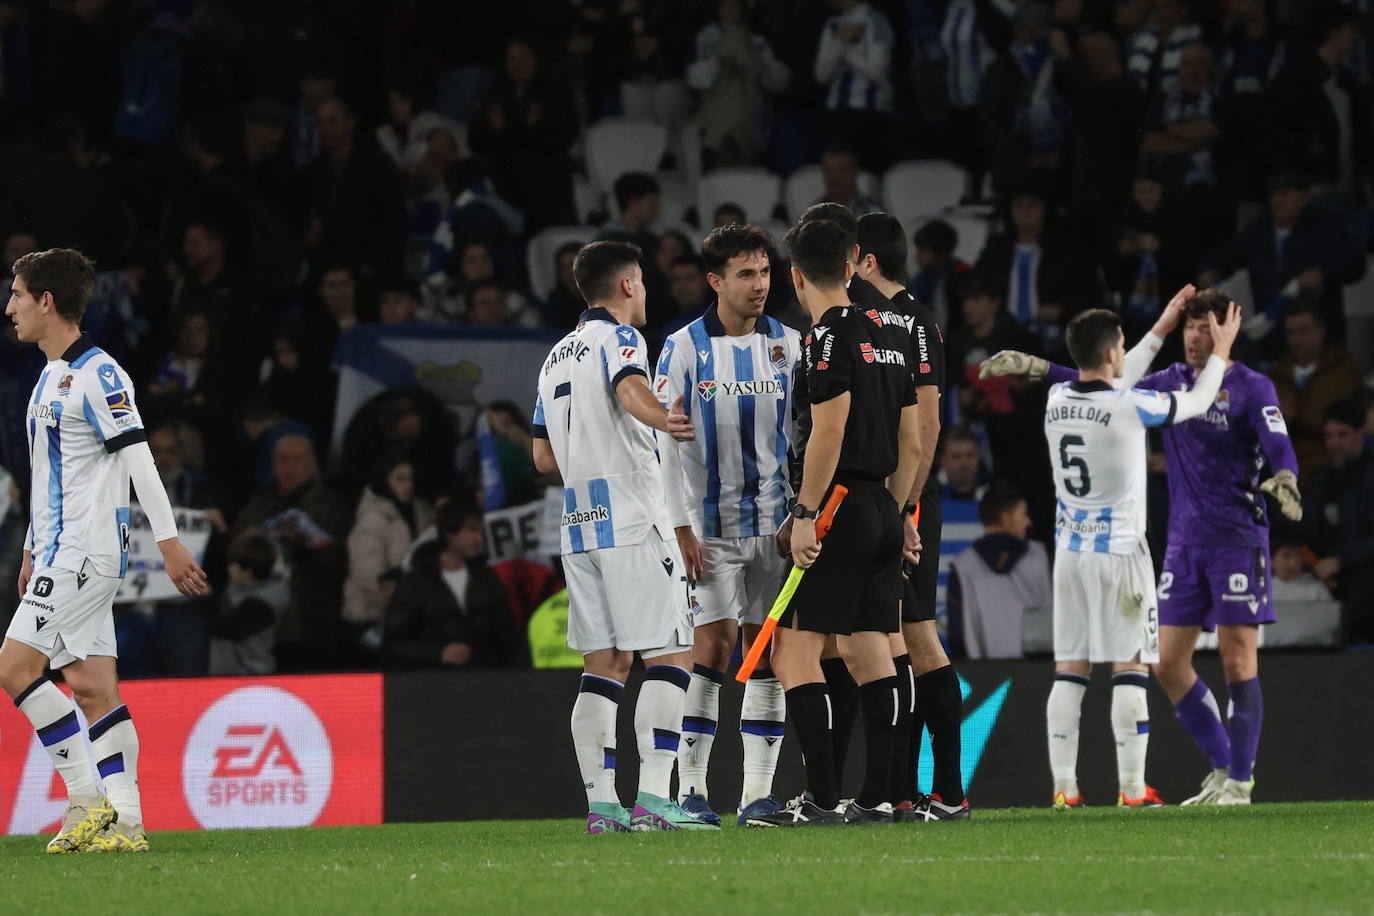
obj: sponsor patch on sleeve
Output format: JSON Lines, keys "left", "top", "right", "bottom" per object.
{"left": 106, "top": 391, "right": 133, "bottom": 415}
{"left": 1261, "top": 405, "right": 1288, "bottom": 434}
{"left": 619, "top": 346, "right": 641, "bottom": 367}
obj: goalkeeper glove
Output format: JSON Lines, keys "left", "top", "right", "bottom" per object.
{"left": 1259, "top": 469, "right": 1302, "bottom": 522}
{"left": 979, "top": 350, "right": 1048, "bottom": 380}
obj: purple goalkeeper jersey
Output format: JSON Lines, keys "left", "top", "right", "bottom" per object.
{"left": 1135, "top": 362, "right": 1297, "bottom": 548}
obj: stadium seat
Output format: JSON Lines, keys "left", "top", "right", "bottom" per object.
{"left": 782, "top": 165, "right": 881, "bottom": 220}
{"left": 571, "top": 176, "right": 603, "bottom": 225}
{"left": 697, "top": 168, "right": 783, "bottom": 227}
{"left": 945, "top": 213, "right": 991, "bottom": 264}
{"left": 1216, "top": 268, "right": 1253, "bottom": 311}
{"left": 584, "top": 118, "right": 669, "bottom": 196}
{"left": 882, "top": 159, "right": 966, "bottom": 226}
{"left": 1342, "top": 255, "right": 1374, "bottom": 371}
{"left": 655, "top": 172, "right": 693, "bottom": 227}
{"left": 527, "top": 226, "right": 591, "bottom": 301}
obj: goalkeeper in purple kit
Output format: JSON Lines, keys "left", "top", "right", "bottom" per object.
{"left": 982, "top": 287, "right": 1301, "bottom": 805}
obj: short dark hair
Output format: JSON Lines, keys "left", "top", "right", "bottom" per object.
{"left": 612, "top": 172, "right": 659, "bottom": 212}
{"left": 1325, "top": 398, "right": 1363, "bottom": 430}
{"left": 573, "top": 241, "right": 642, "bottom": 304}
{"left": 670, "top": 254, "right": 704, "bottom": 273}
{"left": 799, "top": 201, "right": 858, "bottom": 239}
{"left": 437, "top": 494, "right": 482, "bottom": 535}
{"left": 380, "top": 277, "right": 420, "bottom": 299}
{"left": 713, "top": 202, "right": 747, "bottom": 225}
{"left": 856, "top": 213, "right": 908, "bottom": 285}
{"left": 227, "top": 530, "right": 277, "bottom": 580}
{"left": 944, "top": 424, "right": 978, "bottom": 447}
{"left": 913, "top": 219, "right": 958, "bottom": 258}
{"left": 978, "top": 481, "right": 1026, "bottom": 528}
{"left": 821, "top": 140, "right": 858, "bottom": 162}
{"left": 487, "top": 399, "right": 531, "bottom": 435}
{"left": 959, "top": 270, "right": 1002, "bottom": 303}
{"left": 782, "top": 219, "right": 850, "bottom": 287}
{"left": 12, "top": 248, "right": 95, "bottom": 323}
{"left": 1066, "top": 308, "right": 1124, "bottom": 369}
{"left": 466, "top": 278, "right": 505, "bottom": 302}
{"left": 1284, "top": 303, "right": 1326, "bottom": 327}
{"left": 1186, "top": 288, "right": 1232, "bottom": 322}
{"left": 700, "top": 223, "right": 775, "bottom": 277}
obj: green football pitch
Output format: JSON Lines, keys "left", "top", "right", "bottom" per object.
{"left": 5, "top": 803, "right": 1373, "bottom": 914}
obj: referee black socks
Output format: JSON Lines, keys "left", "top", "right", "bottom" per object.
{"left": 890, "top": 655, "right": 915, "bottom": 804}
{"left": 786, "top": 682, "right": 839, "bottom": 811}
{"left": 916, "top": 665, "right": 965, "bottom": 804}
{"left": 857, "top": 675, "right": 900, "bottom": 809}
{"left": 820, "top": 656, "right": 858, "bottom": 788}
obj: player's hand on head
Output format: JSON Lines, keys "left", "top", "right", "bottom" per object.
{"left": 1207, "top": 301, "right": 1242, "bottom": 359}
{"left": 160, "top": 539, "right": 209, "bottom": 597}
{"left": 979, "top": 350, "right": 1046, "bottom": 381}
{"left": 1259, "top": 469, "right": 1303, "bottom": 522}
{"left": 675, "top": 526, "right": 704, "bottom": 584}
{"left": 1156, "top": 283, "right": 1196, "bottom": 335}
{"left": 667, "top": 395, "right": 695, "bottom": 441}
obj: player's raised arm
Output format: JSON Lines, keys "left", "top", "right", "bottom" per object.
{"left": 1161, "top": 301, "right": 1241, "bottom": 423}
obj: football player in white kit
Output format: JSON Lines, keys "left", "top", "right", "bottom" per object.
{"left": 0, "top": 249, "right": 208, "bottom": 853}
{"left": 654, "top": 224, "right": 801, "bottom": 826}
{"left": 1039, "top": 301, "right": 1239, "bottom": 809}
{"left": 531, "top": 241, "right": 711, "bottom": 833}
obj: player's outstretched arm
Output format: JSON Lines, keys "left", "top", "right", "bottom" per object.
{"left": 120, "top": 441, "right": 208, "bottom": 597}
{"left": 978, "top": 349, "right": 1048, "bottom": 381}
{"left": 616, "top": 376, "right": 694, "bottom": 441}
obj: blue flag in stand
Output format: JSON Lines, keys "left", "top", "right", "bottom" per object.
{"left": 476, "top": 412, "right": 507, "bottom": 510}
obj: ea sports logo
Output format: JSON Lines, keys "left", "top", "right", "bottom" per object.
{"left": 183, "top": 686, "right": 332, "bottom": 828}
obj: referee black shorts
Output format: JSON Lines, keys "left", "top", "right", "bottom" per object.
{"left": 901, "top": 489, "right": 942, "bottom": 624}
{"left": 782, "top": 481, "right": 902, "bottom": 636}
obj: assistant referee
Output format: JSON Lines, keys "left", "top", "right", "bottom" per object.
{"left": 747, "top": 218, "right": 922, "bottom": 828}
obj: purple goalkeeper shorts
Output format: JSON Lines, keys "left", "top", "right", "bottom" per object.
{"left": 1158, "top": 543, "right": 1275, "bottom": 630}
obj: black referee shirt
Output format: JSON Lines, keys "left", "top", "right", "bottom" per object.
{"left": 803, "top": 305, "right": 916, "bottom": 483}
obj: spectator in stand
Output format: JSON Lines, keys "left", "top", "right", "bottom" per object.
{"left": 290, "top": 55, "right": 337, "bottom": 170}
{"left": 686, "top": 0, "right": 791, "bottom": 167}
{"left": 260, "top": 318, "right": 337, "bottom": 449}
{"left": 1124, "top": 0, "right": 1204, "bottom": 105}
{"left": 712, "top": 202, "right": 748, "bottom": 228}
{"left": 376, "top": 82, "right": 465, "bottom": 280}
{"left": 618, "top": 3, "right": 693, "bottom": 128}
{"left": 209, "top": 531, "right": 287, "bottom": 676}
{"left": 655, "top": 230, "right": 694, "bottom": 277}
{"left": 379, "top": 279, "right": 421, "bottom": 324}
{"left": 1200, "top": 172, "right": 1365, "bottom": 358}
{"left": 1140, "top": 42, "right": 1232, "bottom": 250}
{"left": 230, "top": 433, "right": 351, "bottom": 669}
{"left": 936, "top": 425, "right": 990, "bottom": 626}
{"left": 237, "top": 394, "right": 316, "bottom": 503}
{"left": 1300, "top": 400, "right": 1374, "bottom": 644}
{"left": 659, "top": 254, "right": 711, "bottom": 341}
{"left": 1107, "top": 168, "right": 1201, "bottom": 347}
{"left": 468, "top": 37, "right": 578, "bottom": 232}
{"left": 911, "top": 218, "right": 971, "bottom": 329}
{"left": 545, "top": 241, "right": 587, "bottom": 329}
{"left": 1265, "top": 4, "right": 1371, "bottom": 237}
{"left": 595, "top": 172, "right": 661, "bottom": 260}
{"left": 1218, "top": 0, "right": 1290, "bottom": 200}
{"left": 973, "top": 183, "right": 1098, "bottom": 357}
{"left": 979, "top": 3, "right": 1071, "bottom": 195}
{"left": 338, "top": 387, "right": 458, "bottom": 502}
{"left": 941, "top": 0, "right": 1009, "bottom": 201}
{"left": 344, "top": 452, "right": 435, "bottom": 632}
{"left": 421, "top": 240, "right": 537, "bottom": 326}
{"left": 310, "top": 260, "right": 364, "bottom": 367}
{"left": 947, "top": 482, "right": 1051, "bottom": 659}
{"left": 465, "top": 279, "right": 513, "bottom": 327}
{"left": 1054, "top": 29, "right": 1147, "bottom": 233}
{"left": 946, "top": 272, "right": 1054, "bottom": 536}
{"left": 1268, "top": 305, "right": 1363, "bottom": 483}
{"left": 480, "top": 401, "right": 542, "bottom": 507}
{"left": 242, "top": 99, "right": 293, "bottom": 211}
{"left": 815, "top": 0, "right": 895, "bottom": 167}
{"left": 812, "top": 142, "right": 882, "bottom": 216}
{"left": 383, "top": 498, "right": 525, "bottom": 668}
{"left": 304, "top": 95, "right": 406, "bottom": 279}
{"left": 171, "top": 218, "right": 261, "bottom": 390}
{"left": 141, "top": 307, "right": 230, "bottom": 452}
{"left": 1270, "top": 538, "right": 1334, "bottom": 603}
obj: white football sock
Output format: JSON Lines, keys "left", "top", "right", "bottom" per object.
{"left": 677, "top": 665, "right": 722, "bottom": 802}
{"left": 89, "top": 705, "right": 143, "bottom": 826}
{"left": 739, "top": 673, "right": 786, "bottom": 808}
{"left": 635, "top": 665, "right": 689, "bottom": 800}
{"left": 15, "top": 678, "right": 99, "bottom": 802}
{"left": 1111, "top": 673, "right": 1150, "bottom": 799}
{"left": 571, "top": 675, "right": 623, "bottom": 807}
{"left": 1047, "top": 674, "right": 1087, "bottom": 797}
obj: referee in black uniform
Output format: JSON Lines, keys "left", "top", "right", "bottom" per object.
{"left": 856, "top": 213, "right": 969, "bottom": 821}
{"left": 749, "top": 218, "right": 922, "bottom": 828}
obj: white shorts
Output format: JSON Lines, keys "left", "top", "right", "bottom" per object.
{"left": 564, "top": 530, "right": 694, "bottom": 657}
{"left": 690, "top": 535, "right": 789, "bottom": 628}
{"left": 7, "top": 564, "right": 120, "bottom": 669}
{"left": 1053, "top": 544, "right": 1160, "bottom": 664}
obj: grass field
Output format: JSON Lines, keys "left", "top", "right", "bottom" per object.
{"left": 4, "top": 803, "right": 1373, "bottom": 914}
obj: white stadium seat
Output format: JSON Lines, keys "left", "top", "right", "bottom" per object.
{"left": 526, "top": 226, "right": 591, "bottom": 302}
{"left": 654, "top": 172, "right": 693, "bottom": 228}
{"left": 584, "top": 118, "right": 669, "bottom": 196}
{"left": 697, "top": 167, "right": 783, "bottom": 227}
{"left": 944, "top": 214, "right": 991, "bottom": 265}
{"left": 882, "top": 159, "right": 966, "bottom": 226}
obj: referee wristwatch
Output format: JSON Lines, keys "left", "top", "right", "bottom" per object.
{"left": 790, "top": 501, "right": 818, "bottom": 520}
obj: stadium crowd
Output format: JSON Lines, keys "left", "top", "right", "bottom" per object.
{"left": 1, "top": 0, "right": 1373, "bottom": 676}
